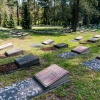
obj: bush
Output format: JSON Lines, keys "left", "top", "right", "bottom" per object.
{"left": 21, "top": 1, "right": 32, "bottom": 30}
{"left": 2, "top": 12, "right": 8, "bottom": 28}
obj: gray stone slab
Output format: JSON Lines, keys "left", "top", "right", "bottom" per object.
{"left": 88, "top": 38, "right": 99, "bottom": 43}
{"left": 74, "top": 36, "right": 83, "bottom": 40}
{"left": 58, "top": 52, "right": 78, "bottom": 58}
{"left": 15, "top": 54, "right": 40, "bottom": 68}
{"left": 82, "top": 59, "right": 100, "bottom": 71}
{"left": 71, "top": 46, "right": 89, "bottom": 54}
{"left": 31, "top": 43, "right": 43, "bottom": 48}
{"left": 54, "top": 43, "right": 68, "bottom": 49}
{"left": 5, "top": 48, "right": 23, "bottom": 56}
{"left": 0, "top": 43, "right": 13, "bottom": 50}
{"left": 35, "top": 64, "right": 69, "bottom": 88}
{"left": 93, "top": 35, "right": 100, "bottom": 38}
{"left": 42, "top": 39, "right": 54, "bottom": 45}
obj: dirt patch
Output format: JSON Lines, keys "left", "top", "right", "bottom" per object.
{"left": 0, "top": 63, "right": 18, "bottom": 73}
{"left": 41, "top": 47, "right": 57, "bottom": 51}
{"left": 79, "top": 41, "right": 90, "bottom": 44}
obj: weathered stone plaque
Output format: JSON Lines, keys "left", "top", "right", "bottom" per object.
{"left": 71, "top": 46, "right": 89, "bottom": 54}
{"left": 0, "top": 43, "right": 13, "bottom": 50}
{"left": 54, "top": 43, "right": 68, "bottom": 49}
{"left": 34, "top": 64, "right": 69, "bottom": 88}
{"left": 96, "top": 55, "right": 100, "bottom": 60}
{"left": 94, "top": 35, "right": 100, "bottom": 38}
{"left": 5, "top": 48, "right": 23, "bottom": 56}
{"left": 88, "top": 38, "right": 99, "bottom": 43}
{"left": 42, "top": 39, "right": 54, "bottom": 45}
{"left": 15, "top": 54, "right": 40, "bottom": 68}
{"left": 75, "top": 36, "right": 83, "bottom": 40}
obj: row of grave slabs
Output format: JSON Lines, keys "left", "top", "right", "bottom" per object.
{"left": 0, "top": 35, "right": 100, "bottom": 99}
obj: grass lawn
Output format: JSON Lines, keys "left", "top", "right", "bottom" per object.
{"left": 0, "top": 27, "right": 100, "bottom": 100}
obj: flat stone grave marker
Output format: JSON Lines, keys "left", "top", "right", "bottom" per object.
{"left": 42, "top": 39, "right": 54, "bottom": 45}
{"left": 93, "top": 35, "right": 100, "bottom": 38}
{"left": 34, "top": 64, "right": 70, "bottom": 88}
{"left": 15, "top": 54, "right": 40, "bottom": 68}
{"left": 82, "top": 58, "right": 100, "bottom": 71}
{"left": 31, "top": 43, "right": 43, "bottom": 48}
{"left": 71, "top": 46, "right": 89, "bottom": 54}
{"left": 58, "top": 52, "right": 78, "bottom": 58}
{"left": 54, "top": 43, "right": 68, "bottom": 49}
{"left": 5, "top": 48, "right": 24, "bottom": 57}
{"left": 96, "top": 55, "right": 100, "bottom": 60}
{"left": 0, "top": 65, "right": 70, "bottom": 99}
{"left": 22, "top": 33, "right": 29, "bottom": 36}
{"left": 88, "top": 38, "right": 99, "bottom": 43}
{"left": 0, "top": 43, "right": 13, "bottom": 50}
{"left": 91, "top": 29, "right": 97, "bottom": 32}
{"left": 74, "top": 36, "right": 83, "bottom": 40}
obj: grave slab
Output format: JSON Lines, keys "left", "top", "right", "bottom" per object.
{"left": 31, "top": 43, "right": 43, "bottom": 48}
{"left": 54, "top": 43, "right": 68, "bottom": 49}
{"left": 42, "top": 39, "right": 54, "bottom": 45}
{"left": 71, "top": 46, "right": 89, "bottom": 54}
{"left": 35, "top": 64, "right": 69, "bottom": 88}
{"left": 58, "top": 52, "right": 78, "bottom": 58}
{"left": 88, "top": 38, "right": 99, "bottom": 43}
{"left": 82, "top": 59, "right": 100, "bottom": 71}
{"left": 15, "top": 54, "right": 40, "bottom": 68}
{"left": 0, "top": 65, "right": 70, "bottom": 99}
{"left": 93, "top": 35, "right": 100, "bottom": 38}
{"left": 91, "top": 29, "right": 97, "bottom": 32}
{"left": 74, "top": 36, "right": 83, "bottom": 40}
{"left": 5, "top": 48, "right": 23, "bottom": 57}
{"left": 0, "top": 43, "right": 13, "bottom": 50}
{"left": 96, "top": 55, "right": 100, "bottom": 60}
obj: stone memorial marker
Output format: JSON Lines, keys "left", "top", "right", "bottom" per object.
{"left": 0, "top": 64, "right": 70, "bottom": 99}
{"left": 42, "top": 39, "right": 54, "bottom": 45}
{"left": 34, "top": 64, "right": 70, "bottom": 88}
{"left": 75, "top": 36, "right": 83, "bottom": 40}
{"left": 15, "top": 54, "right": 40, "bottom": 68}
{"left": 0, "top": 43, "right": 13, "bottom": 50}
{"left": 22, "top": 33, "right": 29, "bottom": 36}
{"left": 71, "top": 46, "right": 89, "bottom": 54}
{"left": 31, "top": 43, "right": 43, "bottom": 48}
{"left": 82, "top": 58, "right": 100, "bottom": 71}
{"left": 88, "top": 38, "right": 99, "bottom": 43}
{"left": 54, "top": 43, "right": 68, "bottom": 49}
{"left": 91, "top": 29, "right": 97, "bottom": 32}
{"left": 93, "top": 35, "right": 100, "bottom": 38}
{"left": 96, "top": 55, "right": 100, "bottom": 60}
{"left": 5, "top": 48, "right": 23, "bottom": 56}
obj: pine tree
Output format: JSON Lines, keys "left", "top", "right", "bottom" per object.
{"left": 8, "top": 14, "right": 15, "bottom": 28}
{"left": 21, "top": 1, "right": 32, "bottom": 30}
{"left": 2, "top": 12, "right": 8, "bottom": 28}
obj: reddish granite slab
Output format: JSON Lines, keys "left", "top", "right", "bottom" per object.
{"left": 34, "top": 64, "right": 69, "bottom": 88}
{"left": 71, "top": 46, "right": 89, "bottom": 54}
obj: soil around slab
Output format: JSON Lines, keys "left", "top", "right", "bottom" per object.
{"left": 0, "top": 63, "right": 18, "bottom": 73}
{"left": 41, "top": 47, "right": 57, "bottom": 51}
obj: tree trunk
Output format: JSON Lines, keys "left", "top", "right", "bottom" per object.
{"left": 16, "top": 1, "right": 19, "bottom": 26}
{"left": 71, "top": 0, "right": 80, "bottom": 32}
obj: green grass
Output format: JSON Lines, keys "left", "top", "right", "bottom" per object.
{"left": 0, "top": 28, "right": 100, "bottom": 100}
